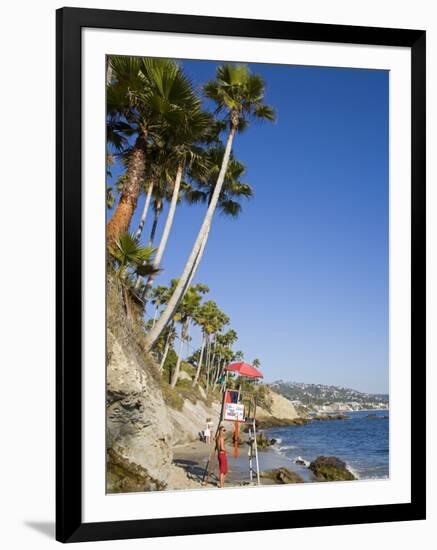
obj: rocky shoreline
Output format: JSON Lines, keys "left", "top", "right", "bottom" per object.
{"left": 169, "top": 410, "right": 358, "bottom": 490}
{"left": 170, "top": 436, "right": 357, "bottom": 490}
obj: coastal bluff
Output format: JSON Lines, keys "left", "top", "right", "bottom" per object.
{"left": 107, "top": 274, "right": 221, "bottom": 492}
{"left": 106, "top": 274, "right": 174, "bottom": 491}
{"left": 106, "top": 273, "right": 303, "bottom": 492}
{"left": 256, "top": 391, "right": 300, "bottom": 424}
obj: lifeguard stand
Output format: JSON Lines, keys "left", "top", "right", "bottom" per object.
{"left": 202, "top": 368, "right": 263, "bottom": 486}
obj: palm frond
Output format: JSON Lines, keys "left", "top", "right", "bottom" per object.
{"left": 254, "top": 104, "right": 276, "bottom": 121}
{"left": 218, "top": 199, "right": 242, "bottom": 218}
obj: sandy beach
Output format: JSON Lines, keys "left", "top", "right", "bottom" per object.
{"left": 171, "top": 437, "right": 313, "bottom": 490}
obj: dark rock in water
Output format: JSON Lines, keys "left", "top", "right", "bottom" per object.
{"left": 261, "top": 467, "right": 304, "bottom": 484}
{"left": 309, "top": 456, "right": 356, "bottom": 482}
{"left": 224, "top": 431, "right": 245, "bottom": 447}
{"left": 106, "top": 448, "right": 166, "bottom": 492}
{"left": 256, "top": 432, "right": 275, "bottom": 449}
{"left": 312, "top": 414, "right": 349, "bottom": 421}
{"left": 270, "top": 438, "right": 277, "bottom": 445}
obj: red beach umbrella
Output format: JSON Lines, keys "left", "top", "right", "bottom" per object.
{"left": 225, "top": 361, "right": 264, "bottom": 379}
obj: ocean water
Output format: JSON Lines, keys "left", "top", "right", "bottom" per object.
{"left": 266, "top": 410, "right": 389, "bottom": 480}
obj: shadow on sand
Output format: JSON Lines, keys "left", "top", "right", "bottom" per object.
{"left": 174, "top": 458, "right": 218, "bottom": 485}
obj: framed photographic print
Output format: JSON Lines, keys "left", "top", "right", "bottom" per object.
{"left": 56, "top": 7, "right": 426, "bottom": 543}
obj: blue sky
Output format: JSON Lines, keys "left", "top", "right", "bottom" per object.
{"left": 108, "top": 60, "right": 389, "bottom": 394}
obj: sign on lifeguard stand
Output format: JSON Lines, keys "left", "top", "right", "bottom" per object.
{"left": 223, "top": 389, "right": 245, "bottom": 422}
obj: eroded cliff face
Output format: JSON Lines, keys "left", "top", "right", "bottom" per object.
{"left": 106, "top": 273, "right": 221, "bottom": 492}
{"left": 106, "top": 327, "right": 174, "bottom": 489}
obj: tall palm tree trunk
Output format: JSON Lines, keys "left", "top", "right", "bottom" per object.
{"left": 135, "top": 180, "right": 154, "bottom": 239}
{"left": 133, "top": 181, "right": 156, "bottom": 291}
{"left": 204, "top": 334, "right": 212, "bottom": 392}
{"left": 186, "top": 224, "right": 211, "bottom": 290}
{"left": 183, "top": 321, "right": 191, "bottom": 362}
{"left": 149, "top": 201, "right": 162, "bottom": 246}
{"left": 209, "top": 352, "right": 217, "bottom": 386}
{"left": 142, "top": 163, "right": 184, "bottom": 299}
{"left": 192, "top": 332, "right": 206, "bottom": 387}
{"left": 206, "top": 334, "right": 216, "bottom": 395}
{"left": 144, "top": 125, "right": 236, "bottom": 351}
{"left": 136, "top": 204, "right": 161, "bottom": 295}
{"left": 159, "top": 322, "right": 174, "bottom": 372}
{"left": 171, "top": 320, "right": 188, "bottom": 388}
{"left": 159, "top": 337, "right": 170, "bottom": 372}
{"left": 206, "top": 341, "right": 211, "bottom": 396}
{"left": 107, "top": 137, "right": 146, "bottom": 245}
{"left": 152, "top": 304, "right": 159, "bottom": 328}
{"left": 214, "top": 357, "right": 224, "bottom": 384}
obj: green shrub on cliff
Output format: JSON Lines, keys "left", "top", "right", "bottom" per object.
{"left": 161, "top": 382, "right": 184, "bottom": 411}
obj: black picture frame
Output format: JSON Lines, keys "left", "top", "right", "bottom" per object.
{"left": 56, "top": 6, "right": 426, "bottom": 543}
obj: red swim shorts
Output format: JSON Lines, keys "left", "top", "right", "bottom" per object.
{"left": 218, "top": 451, "right": 228, "bottom": 475}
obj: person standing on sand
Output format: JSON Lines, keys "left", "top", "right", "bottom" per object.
{"left": 215, "top": 425, "right": 228, "bottom": 488}
{"left": 204, "top": 418, "right": 213, "bottom": 444}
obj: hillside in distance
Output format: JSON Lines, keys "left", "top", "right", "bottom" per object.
{"left": 271, "top": 381, "right": 389, "bottom": 407}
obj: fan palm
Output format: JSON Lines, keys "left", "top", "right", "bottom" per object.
{"left": 106, "top": 57, "right": 196, "bottom": 245}
{"left": 187, "top": 147, "right": 253, "bottom": 217}
{"left": 141, "top": 106, "right": 212, "bottom": 300}
{"left": 144, "top": 64, "right": 275, "bottom": 351}
{"left": 184, "top": 147, "right": 253, "bottom": 288}
{"left": 108, "top": 232, "right": 157, "bottom": 280}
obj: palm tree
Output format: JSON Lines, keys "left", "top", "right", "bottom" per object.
{"left": 149, "top": 285, "right": 171, "bottom": 327}
{"left": 106, "top": 57, "right": 195, "bottom": 245}
{"left": 134, "top": 172, "right": 177, "bottom": 289}
{"left": 108, "top": 233, "right": 158, "bottom": 317}
{"left": 159, "top": 322, "right": 177, "bottom": 372}
{"left": 108, "top": 233, "right": 157, "bottom": 280}
{"left": 140, "top": 103, "right": 212, "bottom": 300}
{"left": 134, "top": 142, "right": 174, "bottom": 241}
{"left": 144, "top": 64, "right": 275, "bottom": 350}
{"left": 210, "top": 328, "right": 238, "bottom": 384}
{"left": 135, "top": 181, "right": 154, "bottom": 239}
{"left": 169, "top": 281, "right": 209, "bottom": 388}
{"left": 148, "top": 198, "right": 163, "bottom": 246}
{"left": 185, "top": 148, "right": 253, "bottom": 288}
{"left": 191, "top": 301, "right": 229, "bottom": 389}
{"left": 187, "top": 147, "right": 253, "bottom": 217}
